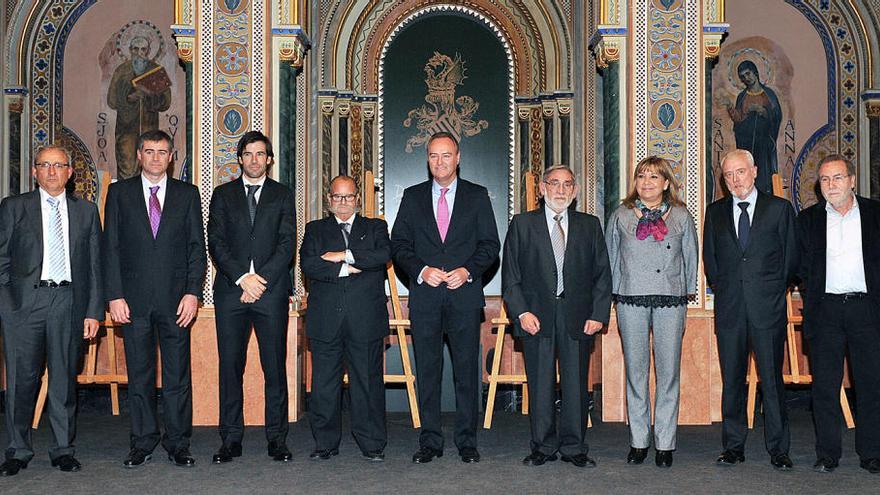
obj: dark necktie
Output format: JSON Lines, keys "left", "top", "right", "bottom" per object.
{"left": 246, "top": 184, "right": 260, "bottom": 224}
{"left": 738, "top": 202, "right": 750, "bottom": 251}
{"left": 340, "top": 222, "right": 350, "bottom": 247}
{"left": 148, "top": 185, "right": 161, "bottom": 239}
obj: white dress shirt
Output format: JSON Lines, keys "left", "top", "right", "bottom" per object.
{"left": 544, "top": 205, "right": 569, "bottom": 247}
{"left": 825, "top": 196, "right": 867, "bottom": 293}
{"left": 335, "top": 215, "right": 356, "bottom": 277}
{"left": 732, "top": 187, "right": 758, "bottom": 237}
{"left": 418, "top": 178, "right": 461, "bottom": 284}
{"left": 39, "top": 188, "right": 71, "bottom": 282}
{"left": 141, "top": 173, "right": 168, "bottom": 211}
{"left": 236, "top": 175, "right": 268, "bottom": 285}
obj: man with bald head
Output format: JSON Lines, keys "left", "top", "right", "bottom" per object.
{"left": 300, "top": 175, "right": 391, "bottom": 461}
{"left": 0, "top": 146, "right": 103, "bottom": 475}
{"left": 798, "top": 155, "right": 880, "bottom": 474}
{"left": 703, "top": 149, "right": 798, "bottom": 471}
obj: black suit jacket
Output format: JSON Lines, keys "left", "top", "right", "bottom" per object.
{"left": 502, "top": 206, "right": 612, "bottom": 340}
{"left": 390, "top": 179, "right": 500, "bottom": 312}
{"left": 300, "top": 214, "right": 391, "bottom": 342}
{"left": 207, "top": 177, "right": 296, "bottom": 301}
{"left": 703, "top": 190, "right": 798, "bottom": 330}
{"left": 103, "top": 175, "right": 206, "bottom": 316}
{"left": 797, "top": 196, "right": 880, "bottom": 337}
{"left": 0, "top": 190, "right": 103, "bottom": 324}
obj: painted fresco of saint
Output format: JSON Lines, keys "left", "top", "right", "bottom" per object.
{"left": 725, "top": 60, "right": 782, "bottom": 195}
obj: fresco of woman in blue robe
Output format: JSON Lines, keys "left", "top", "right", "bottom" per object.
{"left": 726, "top": 60, "right": 782, "bottom": 194}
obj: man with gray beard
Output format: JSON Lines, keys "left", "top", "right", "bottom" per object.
{"left": 107, "top": 36, "right": 172, "bottom": 180}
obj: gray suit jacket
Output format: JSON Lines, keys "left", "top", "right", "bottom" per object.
{"left": 606, "top": 204, "right": 698, "bottom": 297}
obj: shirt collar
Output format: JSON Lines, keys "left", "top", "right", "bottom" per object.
{"left": 825, "top": 193, "right": 859, "bottom": 217}
{"left": 545, "top": 204, "right": 567, "bottom": 223}
{"left": 733, "top": 187, "right": 758, "bottom": 207}
{"left": 141, "top": 173, "right": 168, "bottom": 191}
{"left": 242, "top": 174, "right": 267, "bottom": 188}
{"left": 334, "top": 214, "right": 355, "bottom": 226}
{"left": 38, "top": 187, "right": 66, "bottom": 205}
{"left": 432, "top": 178, "right": 458, "bottom": 195}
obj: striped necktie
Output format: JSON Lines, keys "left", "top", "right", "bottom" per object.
{"left": 46, "top": 197, "right": 67, "bottom": 282}
{"left": 551, "top": 214, "right": 565, "bottom": 296}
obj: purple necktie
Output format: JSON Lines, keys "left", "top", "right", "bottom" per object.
{"left": 149, "top": 185, "right": 161, "bottom": 239}
{"left": 437, "top": 187, "right": 450, "bottom": 242}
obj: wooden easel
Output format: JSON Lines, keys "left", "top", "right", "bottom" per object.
{"left": 745, "top": 174, "right": 854, "bottom": 429}
{"left": 34, "top": 172, "right": 128, "bottom": 428}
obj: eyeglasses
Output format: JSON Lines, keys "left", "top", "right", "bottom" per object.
{"left": 544, "top": 180, "right": 575, "bottom": 190}
{"left": 818, "top": 174, "right": 850, "bottom": 185}
{"left": 34, "top": 162, "right": 71, "bottom": 170}
{"left": 329, "top": 194, "right": 357, "bottom": 203}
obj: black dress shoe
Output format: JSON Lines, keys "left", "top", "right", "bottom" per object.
{"left": 362, "top": 450, "right": 385, "bottom": 462}
{"left": 655, "top": 450, "right": 673, "bottom": 468}
{"left": 561, "top": 453, "right": 597, "bottom": 468}
{"left": 813, "top": 457, "right": 838, "bottom": 473}
{"left": 309, "top": 448, "right": 339, "bottom": 460}
{"left": 0, "top": 459, "right": 27, "bottom": 476}
{"left": 168, "top": 449, "right": 196, "bottom": 468}
{"left": 411, "top": 447, "right": 443, "bottom": 464}
{"left": 459, "top": 447, "right": 480, "bottom": 463}
{"left": 522, "top": 451, "right": 558, "bottom": 466}
{"left": 122, "top": 448, "right": 152, "bottom": 468}
{"left": 716, "top": 450, "right": 745, "bottom": 466}
{"left": 770, "top": 453, "right": 793, "bottom": 471}
{"left": 212, "top": 443, "right": 242, "bottom": 464}
{"left": 268, "top": 441, "right": 293, "bottom": 462}
{"left": 627, "top": 447, "right": 648, "bottom": 465}
{"left": 860, "top": 458, "right": 880, "bottom": 474}
{"left": 51, "top": 455, "right": 82, "bottom": 472}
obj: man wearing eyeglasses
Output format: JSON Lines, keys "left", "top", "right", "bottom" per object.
{"left": 104, "top": 129, "right": 206, "bottom": 468}
{"left": 797, "top": 155, "right": 880, "bottom": 474}
{"left": 703, "top": 149, "right": 798, "bottom": 471}
{"left": 207, "top": 131, "right": 296, "bottom": 464}
{"left": 300, "top": 175, "right": 391, "bottom": 462}
{"left": 502, "top": 165, "right": 611, "bottom": 468}
{"left": 0, "top": 146, "right": 103, "bottom": 476}
{"left": 391, "top": 131, "right": 500, "bottom": 464}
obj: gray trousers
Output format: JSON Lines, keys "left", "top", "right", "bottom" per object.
{"left": 616, "top": 303, "right": 687, "bottom": 450}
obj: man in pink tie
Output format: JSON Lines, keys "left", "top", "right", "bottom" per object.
{"left": 391, "top": 131, "right": 500, "bottom": 464}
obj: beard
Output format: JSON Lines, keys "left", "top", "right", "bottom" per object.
{"left": 132, "top": 57, "right": 149, "bottom": 75}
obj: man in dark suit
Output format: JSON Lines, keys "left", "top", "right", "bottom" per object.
{"left": 502, "top": 165, "right": 611, "bottom": 468}
{"left": 207, "top": 131, "right": 295, "bottom": 464}
{"left": 0, "top": 146, "right": 103, "bottom": 476}
{"left": 300, "top": 175, "right": 390, "bottom": 462}
{"left": 797, "top": 155, "right": 880, "bottom": 474}
{"left": 703, "top": 149, "right": 798, "bottom": 471}
{"left": 391, "top": 131, "right": 500, "bottom": 464}
{"left": 103, "top": 130, "right": 206, "bottom": 468}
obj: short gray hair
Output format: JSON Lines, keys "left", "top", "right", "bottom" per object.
{"left": 542, "top": 164, "right": 575, "bottom": 183}
{"left": 720, "top": 149, "right": 755, "bottom": 168}
{"left": 34, "top": 145, "right": 73, "bottom": 167}
{"left": 818, "top": 154, "right": 856, "bottom": 177}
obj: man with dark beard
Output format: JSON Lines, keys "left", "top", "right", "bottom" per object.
{"left": 107, "top": 36, "right": 172, "bottom": 180}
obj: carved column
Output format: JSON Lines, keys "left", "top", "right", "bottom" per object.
{"left": 864, "top": 93, "right": 880, "bottom": 200}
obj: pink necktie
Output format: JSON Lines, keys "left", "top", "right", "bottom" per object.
{"left": 149, "top": 185, "right": 161, "bottom": 239}
{"left": 437, "top": 187, "right": 450, "bottom": 242}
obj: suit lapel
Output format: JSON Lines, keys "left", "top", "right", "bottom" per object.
{"left": 534, "top": 207, "right": 557, "bottom": 274}
{"left": 26, "top": 191, "right": 44, "bottom": 261}
{"left": 420, "top": 182, "right": 443, "bottom": 245}
{"left": 226, "top": 178, "right": 251, "bottom": 229}
{"left": 65, "top": 196, "right": 82, "bottom": 259}
{"left": 349, "top": 214, "right": 365, "bottom": 244}
{"left": 719, "top": 196, "right": 739, "bottom": 250}
{"left": 252, "top": 178, "right": 273, "bottom": 229}
{"left": 156, "top": 179, "right": 181, "bottom": 240}
{"left": 743, "top": 192, "right": 770, "bottom": 253}
{"left": 444, "top": 181, "right": 465, "bottom": 243}
{"left": 130, "top": 177, "right": 153, "bottom": 237}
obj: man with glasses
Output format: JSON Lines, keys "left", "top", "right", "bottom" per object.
{"left": 703, "top": 149, "right": 798, "bottom": 471}
{"left": 300, "top": 175, "right": 391, "bottom": 462}
{"left": 797, "top": 155, "right": 880, "bottom": 474}
{"left": 207, "top": 131, "right": 295, "bottom": 464}
{"left": 0, "top": 146, "right": 103, "bottom": 476}
{"left": 391, "top": 131, "right": 500, "bottom": 464}
{"left": 104, "top": 129, "right": 206, "bottom": 468}
{"left": 502, "top": 165, "right": 611, "bottom": 468}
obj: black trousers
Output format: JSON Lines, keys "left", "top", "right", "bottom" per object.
{"left": 123, "top": 311, "right": 193, "bottom": 454}
{"left": 2, "top": 286, "right": 77, "bottom": 462}
{"left": 809, "top": 295, "right": 880, "bottom": 461}
{"left": 715, "top": 316, "right": 789, "bottom": 456}
{"left": 308, "top": 320, "right": 386, "bottom": 453}
{"left": 521, "top": 301, "right": 592, "bottom": 457}
{"left": 214, "top": 292, "right": 289, "bottom": 446}
{"left": 410, "top": 304, "right": 481, "bottom": 452}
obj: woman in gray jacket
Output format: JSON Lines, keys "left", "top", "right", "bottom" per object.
{"left": 606, "top": 156, "right": 698, "bottom": 468}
